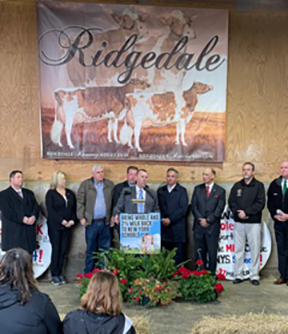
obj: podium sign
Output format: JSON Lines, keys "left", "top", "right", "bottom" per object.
{"left": 120, "top": 213, "right": 161, "bottom": 254}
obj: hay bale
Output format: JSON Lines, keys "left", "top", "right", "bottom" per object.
{"left": 59, "top": 313, "right": 152, "bottom": 334}
{"left": 191, "top": 313, "right": 288, "bottom": 334}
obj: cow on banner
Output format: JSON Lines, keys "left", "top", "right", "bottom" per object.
{"left": 51, "top": 78, "right": 150, "bottom": 149}
{"left": 120, "top": 82, "right": 213, "bottom": 152}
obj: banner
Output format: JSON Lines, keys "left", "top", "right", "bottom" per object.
{"left": 37, "top": 1, "right": 228, "bottom": 162}
{"left": 217, "top": 209, "right": 272, "bottom": 280}
{"left": 0, "top": 215, "right": 52, "bottom": 279}
{"left": 120, "top": 213, "right": 161, "bottom": 253}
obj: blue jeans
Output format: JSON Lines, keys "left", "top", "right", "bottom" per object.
{"left": 84, "top": 220, "right": 111, "bottom": 274}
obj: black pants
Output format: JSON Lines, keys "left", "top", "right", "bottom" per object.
{"left": 48, "top": 228, "right": 71, "bottom": 277}
{"left": 162, "top": 241, "right": 186, "bottom": 266}
{"left": 274, "top": 222, "right": 288, "bottom": 279}
{"left": 194, "top": 232, "right": 219, "bottom": 275}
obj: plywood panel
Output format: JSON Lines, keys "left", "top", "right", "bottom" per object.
{"left": 1, "top": 0, "right": 288, "bottom": 183}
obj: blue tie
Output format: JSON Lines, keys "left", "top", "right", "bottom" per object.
{"left": 138, "top": 189, "right": 144, "bottom": 213}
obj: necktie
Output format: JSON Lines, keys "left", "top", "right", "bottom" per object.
{"left": 18, "top": 190, "right": 23, "bottom": 198}
{"left": 206, "top": 186, "right": 210, "bottom": 199}
{"left": 284, "top": 181, "right": 287, "bottom": 196}
{"left": 138, "top": 189, "right": 144, "bottom": 213}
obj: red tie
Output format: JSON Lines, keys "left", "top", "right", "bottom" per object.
{"left": 206, "top": 186, "right": 209, "bottom": 198}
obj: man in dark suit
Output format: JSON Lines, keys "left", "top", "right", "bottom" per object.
{"left": 0, "top": 170, "right": 40, "bottom": 255}
{"left": 111, "top": 166, "right": 138, "bottom": 248}
{"left": 157, "top": 168, "right": 188, "bottom": 265}
{"left": 113, "top": 169, "right": 159, "bottom": 218}
{"left": 191, "top": 168, "right": 226, "bottom": 275}
{"left": 267, "top": 160, "right": 288, "bottom": 285}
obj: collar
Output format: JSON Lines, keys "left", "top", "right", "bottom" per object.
{"left": 93, "top": 179, "right": 103, "bottom": 187}
{"left": 241, "top": 177, "right": 256, "bottom": 187}
{"left": 167, "top": 183, "right": 177, "bottom": 192}
{"left": 11, "top": 186, "right": 23, "bottom": 194}
{"left": 205, "top": 182, "right": 214, "bottom": 190}
{"left": 136, "top": 185, "right": 145, "bottom": 193}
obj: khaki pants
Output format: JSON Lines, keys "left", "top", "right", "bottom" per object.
{"left": 234, "top": 222, "right": 261, "bottom": 281}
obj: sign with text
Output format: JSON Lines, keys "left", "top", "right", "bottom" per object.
{"left": 37, "top": 1, "right": 228, "bottom": 162}
{"left": 120, "top": 213, "right": 161, "bottom": 254}
{"left": 216, "top": 209, "right": 271, "bottom": 280}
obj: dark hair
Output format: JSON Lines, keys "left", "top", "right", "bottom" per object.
{"left": 137, "top": 169, "right": 148, "bottom": 175}
{"left": 243, "top": 162, "right": 255, "bottom": 171}
{"left": 0, "top": 248, "right": 38, "bottom": 304}
{"left": 167, "top": 168, "right": 179, "bottom": 175}
{"left": 211, "top": 168, "right": 216, "bottom": 176}
{"left": 127, "top": 166, "right": 138, "bottom": 173}
{"left": 9, "top": 170, "right": 23, "bottom": 180}
{"left": 81, "top": 271, "right": 121, "bottom": 316}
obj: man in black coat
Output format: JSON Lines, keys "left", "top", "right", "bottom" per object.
{"left": 191, "top": 168, "right": 226, "bottom": 275}
{"left": 228, "top": 162, "right": 265, "bottom": 286}
{"left": 267, "top": 160, "right": 288, "bottom": 285}
{"left": 157, "top": 168, "right": 188, "bottom": 265}
{"left": 111, "top": 166, "right": 138, "bottom": 248}
{"left": 0, "top": 170, "right": 40, "bottom": 254}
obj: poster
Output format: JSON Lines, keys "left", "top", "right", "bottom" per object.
{"left": 37, "top": 1, "right": 228, "bottom": 161}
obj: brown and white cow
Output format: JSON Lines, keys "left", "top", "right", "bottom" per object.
{"left": 51, "top": 78, "right": 150, "bottom": 149}
{"left": 120, "top": 81, "right": 213, "bottom": 152}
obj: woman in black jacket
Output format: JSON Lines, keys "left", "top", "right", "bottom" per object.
{"left": 63, "top": 271, "right": 136, "bottom": 334}
{"left": 46, "top": 170, "right": 77, "bottom": 286}
{"left": 0, "top": 248, "right": 62, "bottom": 334}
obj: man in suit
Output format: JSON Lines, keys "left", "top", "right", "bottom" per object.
{"left": 77, "top": 165, "right": 114, "bottom": 274}
{"left": 111, "top": 166, "right": 138, "bottom": 248}
{"left": 191, "top": 168, "right": 226, "bottom": 275}
{"left": 113, "top": 169, "right": 159, "bottom": 218}
{"left": 0, "top": 170, "right": 40, "bottom": 255}
{"left": 228, "top": 162, "right": 265, "bottom": 286}
{"left": 267, "top": 160, "right": 288, "bottom": 285}
{"left": 157, "top": 168, "right": 188, "bottom": 265}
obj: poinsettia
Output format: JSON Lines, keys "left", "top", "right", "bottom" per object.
{"left": 215, "top": 283, "right": 224, "bottom": 294}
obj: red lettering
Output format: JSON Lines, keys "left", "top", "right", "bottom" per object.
{"left": 226, "top": 244, "right": 235, "bottom": 252}
{"left": 37, "top": 224, "right": 43, "bottom": 235}
{"left": 220, "top": 221, "right": 234, "bottom": 231}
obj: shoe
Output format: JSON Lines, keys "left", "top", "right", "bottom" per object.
{"left": 274, "top": 278, "right": 286, "bottom": 285}
{"left": 59, "top": 276, "right": 67, "bottom": 284}
{"left": 51, "top": 276, "right": 61, "bottom": 286}
{"left": 233, "top": 278, "right": 243, "bottom": 284}
{"left": 251, "top": 280, "right": 260, "bottom": 286}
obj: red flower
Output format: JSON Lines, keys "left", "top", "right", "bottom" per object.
{"left": 215, "top": 283, "right": 224, "bottom": 294}
{"left": 128, "top": 288, "right": 134, "bottom": 293}
{"left": 134, "top": 297, "right": 140, "bottom": 301}
{"left": 92, "top": 269, "right": 101, "bottom": 274}
{"left": 165, "top": 281, "right": 168, "bottom": 286}
{"left": 182, "top": 272, "right": 190, "bottom": 279}
{"left": 216, "top": 273, "right": 226, "bottom": 281}
{"left": 120, "top": 278, "right": 128, "bottom": 285}
{"left": 112, "top": 268, "right": 118, "bottom": 276}
{"left": 199, "top": 270, "right": 208, "bottom": 275}
{"left": 76, "top": 274, "right": 83, "bottom": 279}
{"left": 195, "top": 260, "right": 204, "bottom": 266}
{"left": 139, "top": 290, "right": 142, "bottom": 295}
{"left": 84, "top": 273, "right": 93, "bottom": 279}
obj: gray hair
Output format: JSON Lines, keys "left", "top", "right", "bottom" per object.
{"left": 92, "top": 164, "right": 103, "bottom": 172}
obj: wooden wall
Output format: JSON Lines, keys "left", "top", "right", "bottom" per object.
{"left": 1, "top": 0, "right": 288, "bottom": 184}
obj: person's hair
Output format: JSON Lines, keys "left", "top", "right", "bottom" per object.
{"left": 92, "top": 164, "right": 103, "bottom": 172}
{"left": 50, "top": 170, "right": 66, "bottom": 189}
{"left": 127, "top": 166, "right": 138, "bottom": 174}
{"left": 211, "top": 168, "right": 216, "bottom": 177}
{"left": 243, "top": 162, "right": 255, "bottom": 172}
{"left": 81, "top": 271, "right": 121, "bottom": 316}
{"left": 167, "top": 168, "right": 179, "bottom": 175}
{"left": 9, "top": 170, "right": 22, "bottom": 180}
{"left": 0, "top": 248, "right": 38, "bottom": 305}
{"left": 137, "top": 169, "right": 148, "bottom": 175}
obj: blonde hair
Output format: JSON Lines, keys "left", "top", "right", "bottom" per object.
{"left": 81, "top": 271, "right": 122, "bottom": 316}
{"left": 50, "top": 170, "right": 66, "bottom": 189}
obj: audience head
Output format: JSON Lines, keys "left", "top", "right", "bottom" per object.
{"left": 50, "top": 170, "right": 66, "bottom": 189}
{"left": 202, "top": 167, "right": 216, "bottom": 185}
{"left": 281, "top": 159, "right": 288, "bottom": 179}
{"left": 137, "top": 169, "right": 148, "bottom": 188}
{"left": 242, "top": 162, "right": 255, "bottom": 181}
{"left": 0, "top": 248, "right": 38, "bottom": 304}
{"left": 166, "top": 168, "right": 179, "bottom": 187}
{"left": 81, "top": 271, "right": 121, "bottom": 316}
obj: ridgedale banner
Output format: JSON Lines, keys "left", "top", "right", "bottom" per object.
{"left": 37, "top": 1, "right": 228, "bottom": 161}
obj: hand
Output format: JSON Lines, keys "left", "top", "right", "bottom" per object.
{"left": 80, "top": 218, "right": 88, "bottom": 226}
{"left": 275, "top": 214, "right": 288, "bottom": 222}
{"left": 199, "top": 218, "right": 209, "bottom": 227}
{"left": 28, "top": 216, "right": 36, "bottom": 225}
{"left": 237, "top": 210, "right": 248, "bottom": 219}
{"left": 62, "top": 220, "right": 68, "bottom": 226}
{"left": 161, "top": 218, "right": 171, "bottom": 226}
{"left": 114, "top": 215, "right": 120, "bottom": 225}
{"left": 23, "top": 216, "right": 29, "bottom": 224}
{"left": 65, "top": 220, "right": 74, "bottom": 228}
{"left": 110, "top": 217, "right": 115, "bottom": 227}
